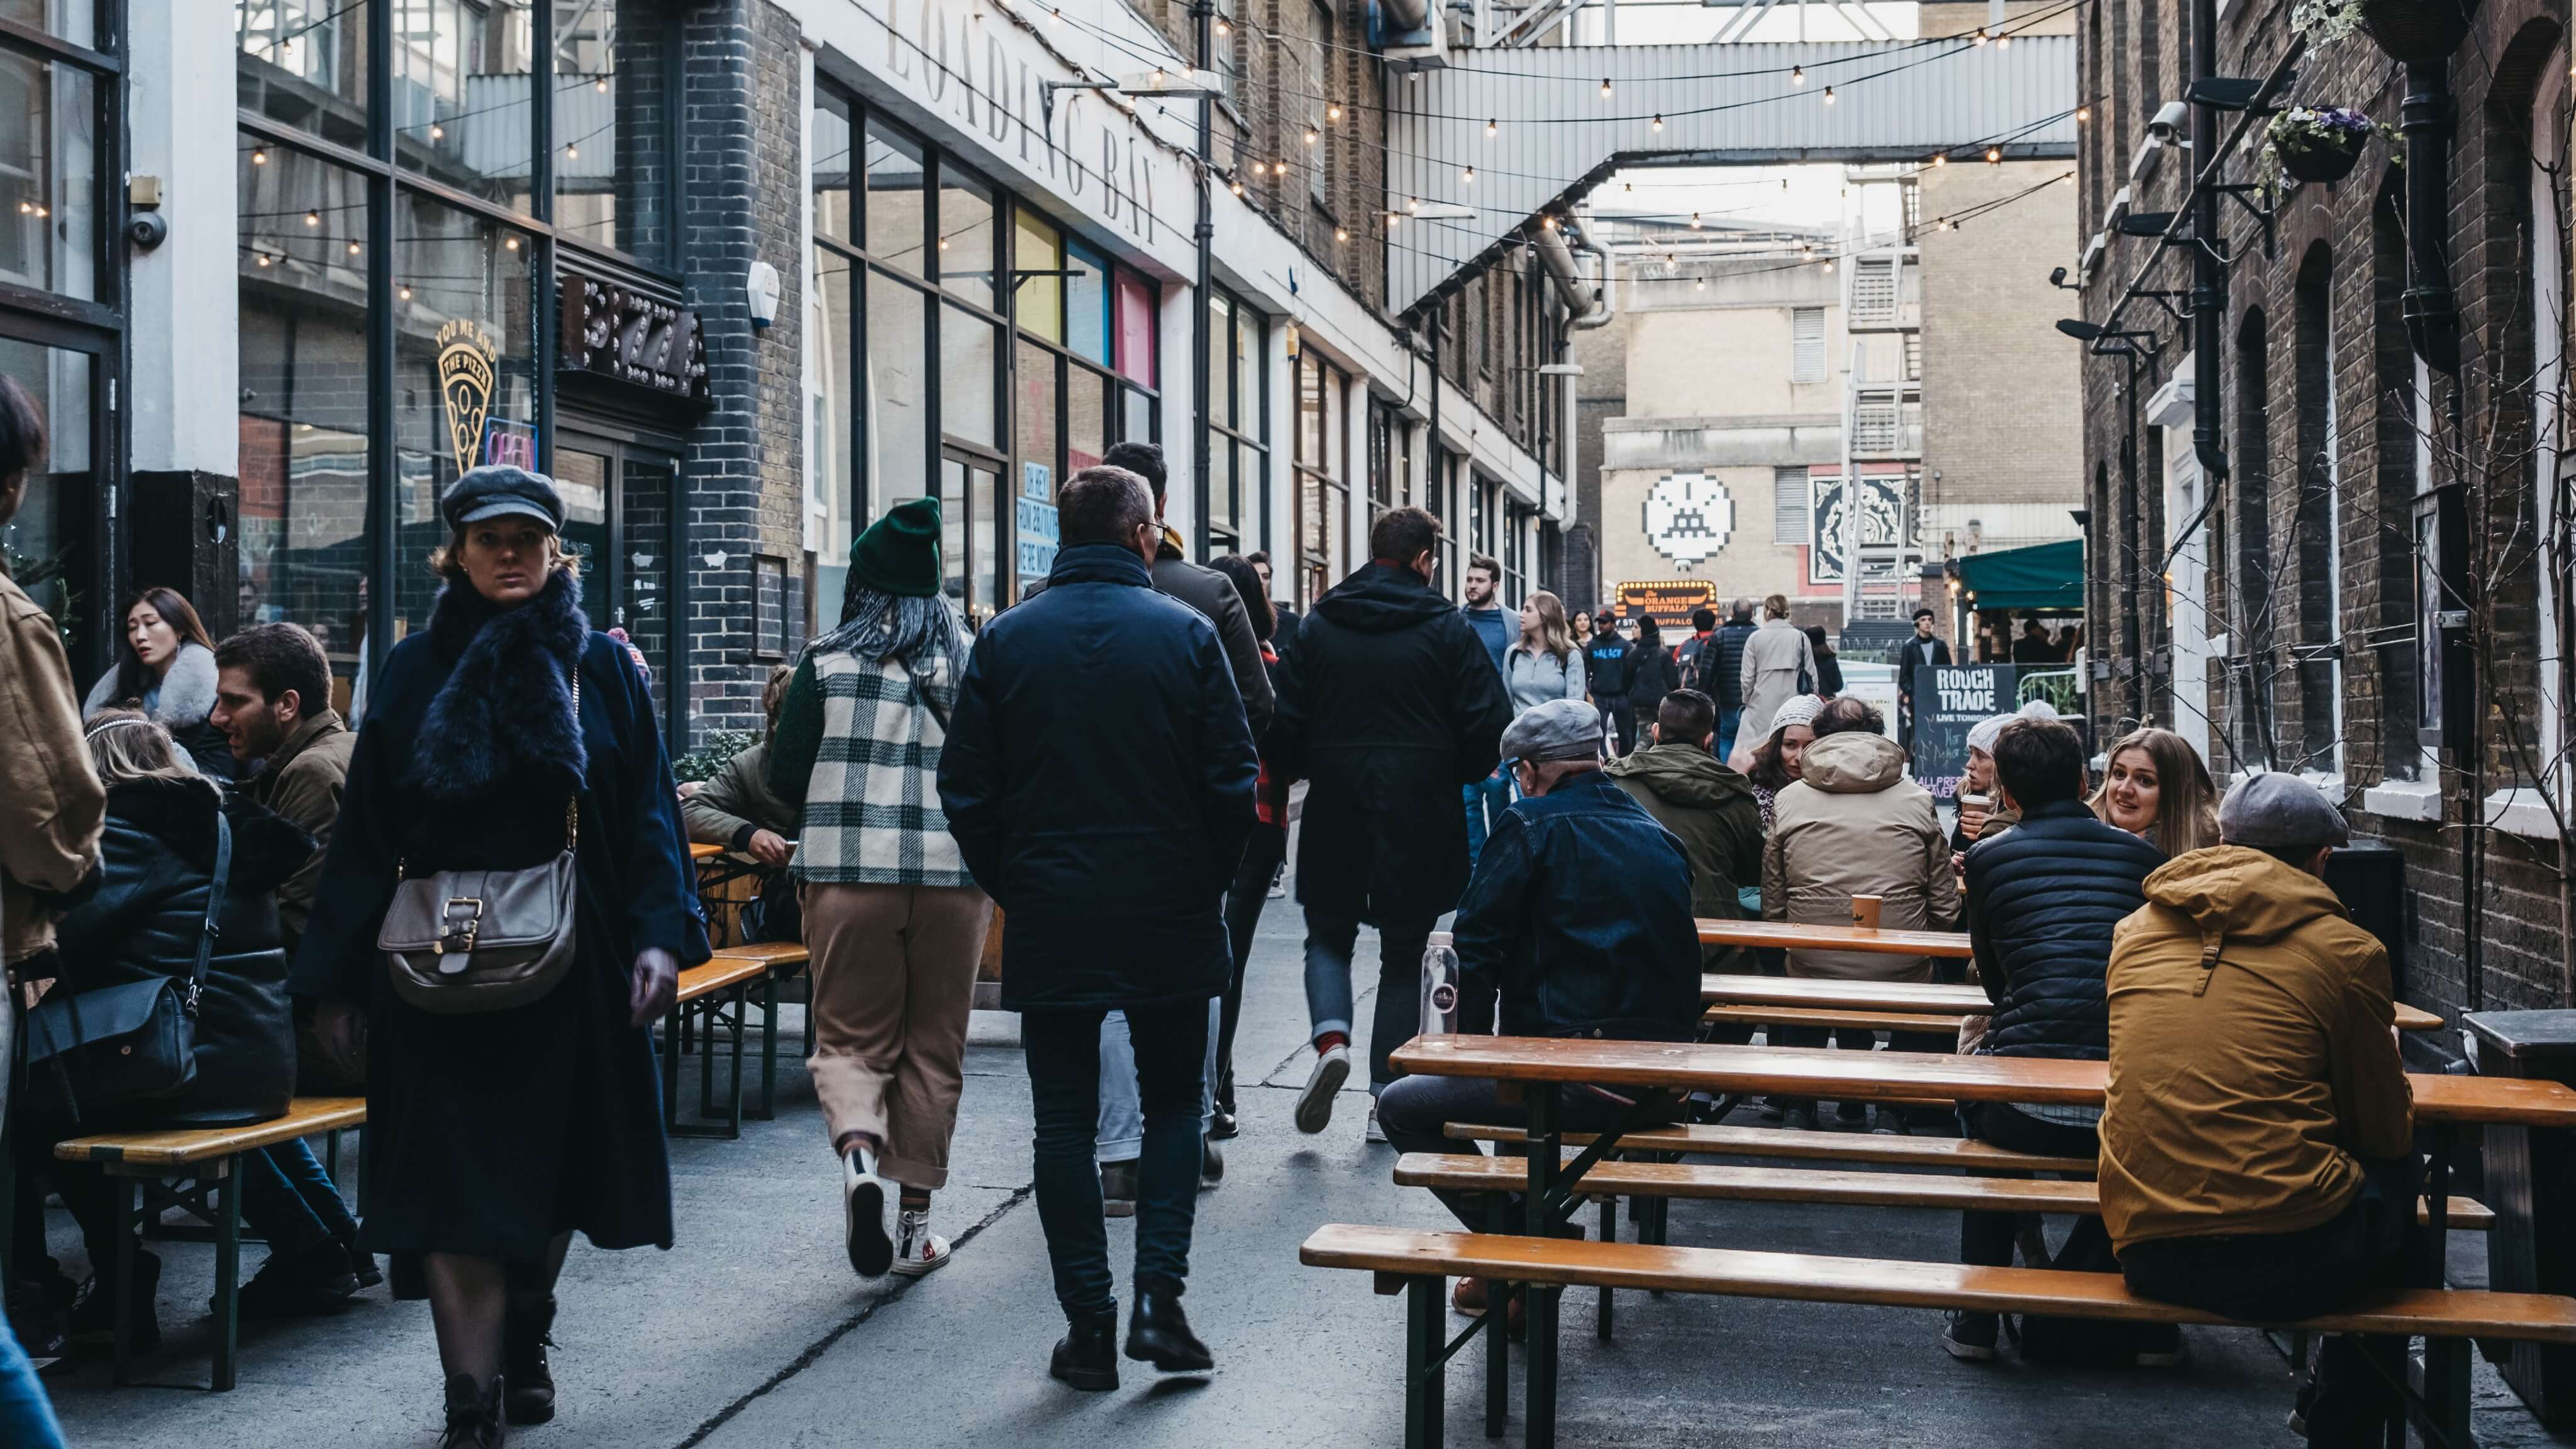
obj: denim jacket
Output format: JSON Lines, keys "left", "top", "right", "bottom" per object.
{"left": 1454, "top": 769, "right": 1702, "bottom": 1041}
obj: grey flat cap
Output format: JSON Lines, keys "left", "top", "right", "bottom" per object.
{"left": 441, "top": 465, "right": 565, "bottom": 531}
{"left": 2219, "top": 772, "right": 2350, "bottom": 852}
{"left": 1500, "top": 697, "right": 1603, "bottom": 765}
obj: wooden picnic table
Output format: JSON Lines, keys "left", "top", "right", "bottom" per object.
{"left": 1698, "top": 918, "right": 1973, "bottom": 957}
{"left": 1699, "top": 971, "right": 2446, "bottom": 1034}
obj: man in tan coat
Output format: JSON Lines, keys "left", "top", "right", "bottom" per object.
{"left": 2104, "top": 773, "right": 2416, "bottom": 1445}
{"left": 1762, "top": 696, "right": 1958, "bottom": 1131}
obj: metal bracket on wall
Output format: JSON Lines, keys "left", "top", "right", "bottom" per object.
{"left": 2209, "top": 184, "right": 2277, "bottom": 258}
{"left": 2133, "top": 289, "right": 2194, "bottom": 323}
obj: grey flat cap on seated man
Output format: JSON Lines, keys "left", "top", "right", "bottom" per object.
{"left": 1499, "top": 697, "right": 1604, "bottom": 765}
{"left": 2218, "top": 772, "right": 2351, "bottom": 853}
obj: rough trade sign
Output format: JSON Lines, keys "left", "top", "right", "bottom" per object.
{"left": 1909, "top": 663, "right": 2016, "bottom": 801}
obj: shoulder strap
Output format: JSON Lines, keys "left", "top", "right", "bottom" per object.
{"left": 185, "top": 809, "right": 232, "bottom": 1013}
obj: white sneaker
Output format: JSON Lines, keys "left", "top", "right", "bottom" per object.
{"left": 843, "top": 1148, "right": 893, "bottom": 1278}
{"left": 888, "top": 1208, "right": 951, "bottom": 1278}
{"left": 1364, "top": 1102, "right": 1387, "bottom": 1145}
{"left": 1296, "top": 1045, "right": 1350, "bottom": 1134}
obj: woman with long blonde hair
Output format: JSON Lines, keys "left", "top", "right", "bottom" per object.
{"left": 2089, "top": 727, "right": 2220, "bottom": 857}
{"left": 1503, "top": 589, "right": 1585, "bottom": 716}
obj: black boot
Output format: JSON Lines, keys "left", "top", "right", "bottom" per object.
{"left": 1124, "top": 1275, "right": 1213, "bottom": 1373}
{"left": 502, "top": 1291, "right": 557, "bottom": 1425}
{"left": 437, "top": 1372, "right": 506, "bottom": 1449}
{"left": 1048, "top": 1312, "right": 1120, "bottom": 1391}
{"left": 67, "top": 1249, "right": 159, "bottom": 1355}
{"left": 336, "top": 1224, "right": 382, "bottom": 1290}
{"left": 233, "top": 1237, "right": 362, "bottom": 1320}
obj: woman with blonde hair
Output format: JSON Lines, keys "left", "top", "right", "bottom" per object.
{"left": 2089, "top": 727, "right": 2220, "bottom": 857}
{"left": 1502, "top": 589, "right": 1585, "bottom": 716}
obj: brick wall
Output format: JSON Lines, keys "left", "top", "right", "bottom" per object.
{"left": 2076, "top": 0, "right": 2576, "bottom": 1035}
{"left": 678, "top": 0, "right": 807, "bottom": 745}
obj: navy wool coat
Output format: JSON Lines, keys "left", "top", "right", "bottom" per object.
{"left": 291, "top": 613, "right": 707, "bottom": 1264}
{"left": 937, "top": 543, "right": 1260, "bottom": 1012}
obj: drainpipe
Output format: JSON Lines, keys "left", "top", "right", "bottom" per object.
{"left": 2189, "top": 0, "right": 2226, "bottom": 485}
{"left": 2402, "top": 62, "right": 2460, "bottom": 375}
{"left": 1190, "top": 0, "right": 1215, "bottom": 558}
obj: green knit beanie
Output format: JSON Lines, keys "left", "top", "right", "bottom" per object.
{"left": 850, "top": 496, "right": 943, "bottom": 597}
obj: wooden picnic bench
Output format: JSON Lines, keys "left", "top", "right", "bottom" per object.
{"left": 1362, "top": 1035, "right": 2576, "bottom": 1448}
{"left": 1697, "top": 919, "right": 1973, "bottom": 957}
{"left": 664, "top": 957, "right": 769, "bottom": 1140}
{"left": 1699, "top": 970, "right": 2447, "bottom": 1033}
{"left": 1302, "top": 1223, "right": 2576, "bottom": 1449}
{"left": 53, "top": 1097, "right": 366, "bottom": 1391}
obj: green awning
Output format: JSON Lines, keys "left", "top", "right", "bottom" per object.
{"left": 1957, "top": 537, "right": 2084, "bottom": 612}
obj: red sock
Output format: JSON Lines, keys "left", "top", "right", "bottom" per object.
{"left": 1316, "top": 1031, "right": 1350, "bottom": 1055}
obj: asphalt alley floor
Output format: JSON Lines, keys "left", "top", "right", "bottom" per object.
{"left": 38, "top": 891, "right": 2576, "bottom": 1448}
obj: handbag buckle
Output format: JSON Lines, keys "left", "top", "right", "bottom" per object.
{"left": 436, "top": 896, "right": 485, "bottom": 965}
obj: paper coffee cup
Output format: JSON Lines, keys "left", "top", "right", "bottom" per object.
{"left": 1852, "top": 895, "right": 1884, "bottom": 930}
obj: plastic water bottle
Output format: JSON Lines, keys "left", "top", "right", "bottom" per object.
{"left": 1419, "top": 931, "right": 1461, "bottom": 1037}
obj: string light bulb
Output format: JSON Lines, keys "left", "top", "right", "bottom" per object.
{"left": 305, "top": 209, "right": 321, "bottom": 226}
{"left": 1651, "top": 113, "right": 1663, "bottom": 132}
{"left": 1408, "top": 196, "right": 1420, "bottom": 211}
{"left": 1823, "top": 259, "right": 1835, "bottom": 273}
{"left": 2076, "top": 105, "right": 2091, "bottom": 123}
{"left": 399, "top": 284, "right": 413, "bottom": 300}
{"left": 250, "top": 147, "right": 269, "bottom": 165}
{"left": 1230, "top": 176, "right": 1245, "bottom": 195}
{"left": 565, "top": 142, "right": 578, "bottom": 159}
{"left": 1695, "top": 275, "right": 1706, "bottom": 290}
{"left": 1335, "top": 226, "right": 1348, "bottom": 242}
{"left": 1462, "top": 165, "right": 1475, "bottom": 183}
{"left": 1986, "top": 146, "right": 2002, "bottom": 163}
{"left": 504, "top": 235, "right": 519, "bottom": 250}
{"left": 1972, "top": 27, "right": 1989, "bottom": 43}
{"left": 1304, "top": 126, "right": 1318, "bottom": 146}
{"left": 1328, "top": 104, "right": 1341, "bottom": 122}
{"left": 938, "top": 235, "right": 949, "bottom": 250}
{"left": 255, "top": 252, "right": 271, "bottom": 267}
{"left": 430, "top": 123, "right": 445, "bottom": 140}
{"left": 1049, "top": 5, "right": 1061, "bottom": 19}
{"left": 595, "top": 76, "right": 608, "bottom": 92}
{"left": 1689, "top": 211, "right": 1701, "bottom": 228}
{"left": 1215, "top": 17, "right": 1229, "bottom": 34}
{"left": 1387, "top": 211, "right": 1399, "bottom": 228}
{"left": 1601, "top": 77, "right": 1613, "bottom": 98}
{"left": 1486, "top": 118, "right": 1497, "bottom": 137}
{"left": 1823, "top": 86, "right": 1836, "bottom": 105}
{"left": 1997, "top": 32, "right": 2011, "bottom": 47}
{"left": 1931, "top": 152, "right": 1946, "bottom": 167}
{"left": 1790, "top": 65, "right": 1805, "bottom": 85}
{"left": 347, "top": 240, "right": 361, "bottom": 255}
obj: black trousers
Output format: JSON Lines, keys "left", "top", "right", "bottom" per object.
{"left": 2121, "top": 1155, "right": 2428, "bottom": 1443}
{"left": 1377, "top": 1075, "right": 1677, "bottom": 1231}
{"left": 1957, "top": 1101, "right": 2102, "bottom": 1274}
{"left": 1597, "top": 700, "right": 1636, "bottom": 756}
{"left": 1023, "top": 1001, "right": 1210, "bottom": 1323}
{"left": 1214, "top": 821, "right": 1287, "bottom": 1116}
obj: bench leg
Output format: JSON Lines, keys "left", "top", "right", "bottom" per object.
{"left": 1596, "top": 1195, "right": 1615, "bottom": 1341}
{"left": 111, "top": 1177, "right": 138, "bottom": 1386}
{"left": 213, "top": 1158, "right": 242, "bottom": 1392}
{"left": 1525, "top": 1286, "right": 1560, "bottom": 1449}
{"left": 727, "top": 987, "right": 747, "bottom": 1139}
{"left": 2423, "top": 1335, "right": 2471, "bottom": 1449}
{"left": 753, "top": 972, "right": 779, "bottom": 1122}
{"left": 661, "top": 1002, "right": 684, "bottom": 1134}
{"left": 1406, "top": 1274, "right": 1446, "bottom": 1449}
{"left": 1485, "top": 1194, "right": 1508, "bottom": 1440}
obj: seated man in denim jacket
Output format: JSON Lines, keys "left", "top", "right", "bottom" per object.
{"left": 1375, "top": 697, "right": 1703, "bottom": 1321}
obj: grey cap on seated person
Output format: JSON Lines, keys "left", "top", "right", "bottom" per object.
{"left": 2218, "top": 772, "right": 2351, "bottom": 852}
{"left": 1500, "top": 697, "right": 1604, "bottom": 765}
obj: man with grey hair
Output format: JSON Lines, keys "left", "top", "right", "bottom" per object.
{"left": 1372, "top": 696, "right": 1701, "bottom": 1321}
{"left": 2100, "top": 773, "right": 2419, "bottom": 1438}
{"left": 938, "top": 462, "right": 1259, "bottom": 1391}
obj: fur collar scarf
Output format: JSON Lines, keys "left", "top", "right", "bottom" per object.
{"left": 85, "top": 640, "right": 219, "bottom": 726}
{"left": 413, "top": 569, "right": 589, "bottom": 802}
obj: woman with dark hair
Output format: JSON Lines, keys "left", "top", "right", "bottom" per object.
{"left": 1745, "top": 694, "right": 1822, "bottom": 831}
{"left": 1206, "top": 552, "right": 1284, "bottom": 1138}
{"left": 1802, "top": 625, "right": 1844, "bottom": 696}
{"left": 84, "top": 586, "right": 236, "bottom": 777}
{"left": 770, "top": 497, "right": 991, "bottom": 1282}
{"left": 292, "top": 465, "right": 702, "bottom": 1447}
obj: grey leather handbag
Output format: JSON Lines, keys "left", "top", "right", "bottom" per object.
{"left": 378, "top": 672, "right": 582, "bottom": 1014}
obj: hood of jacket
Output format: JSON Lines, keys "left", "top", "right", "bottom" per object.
{"left": 100, "top": 774, "right": 314, "bottom": 898}
{"left": 1604, "top": 741, "right": 1757, "bottom": 811}
{"left": 2140, "top": 844, "right": 2351, "bottom": 946}
{"left": 1797, "top": 731, "right": 1907, "bottom": 794}
{"left": 1047, "top": 542, "right": 1155, "bottom": 589}
{"left": 1312, "top": 562, "right": 1455, "bottom": 633}
{"left": 86, "top": 639, "right": 219, "bottom": 726}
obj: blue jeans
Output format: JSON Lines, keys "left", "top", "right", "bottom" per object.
{"left": 1716, "top": 705, "right": 1743, "bottom": 762}
{"left": 0, "top": 1317, "right": 63, "bottom": 1448}
{"left": 1462, "top": 769, "right": 1511, "bottom": 865}
{"left": 1024, "top": 1000, "right": 1210, "bottom": 1322}
{"left": 239, "top": 1140, "right": 357, "bottom": 1256}
{"left": 1095, "top": 1002, "right": 1219, "bottom": 1164}
{"left": 1302, "top": 909, "right": 1436, "bottom": 1091}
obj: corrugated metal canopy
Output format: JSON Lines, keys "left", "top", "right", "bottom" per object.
{"left": 1387, "top": 36, "right": 2075, "bottom": 315}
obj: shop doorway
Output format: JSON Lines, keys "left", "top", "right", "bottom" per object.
{"left": 555, "top": 428, "right": 684, "bottom": 749}
{"left": 0, "top": 323, "right": 112, "bottom": 680}
{"left": 938, "top": 446, "right": 1004, "bottom": 626}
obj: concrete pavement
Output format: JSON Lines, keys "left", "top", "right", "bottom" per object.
{"left": 38, "top": 895, "right": 2573, "bottom": 1447}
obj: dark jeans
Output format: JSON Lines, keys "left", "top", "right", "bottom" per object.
{"left": 1216, "top": 822, "right": 1289, "bottom": 1116}
{"left": 1597, "top": 700, "right": 1636, "bottom": 756}
{"left": 1377, "top": 1074, "right": 1675, "bottom": 1231}
{"left": 1024, "top": 1000, "right": 1211, "bottom": 1323}
{"left": 1957, "top": 1102, "right": 2102, "bottom": 1274}
{"left": 1769, "top": 1023, "right": 1955, "bottom": 1114}
{"left": 1302, "top": 909, "right": 1436, "bottom": 1092}
{"left": 2121, "top": 1155, "right": 2428, "bottom": 1443}
{"left": 1715, "top": 705, "right": 1743, "bottom": 763}
{"left": 239, "top": 1140, "right": 359, "bottom": 1256}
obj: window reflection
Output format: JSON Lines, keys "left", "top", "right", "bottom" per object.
{"left": 0, "top": 338, "right": 90, "bottom": 664}
{"left": 238, "top": 0, "right": 371, "bottom": 148}
{"left": 0, "top": 52, "right": 94, "bottom": 301}
{"left": 393, "top": 0, "right": 535, "bottom": 218}
{"left": 553, "top": 0, "right": 668, "bottom": 260}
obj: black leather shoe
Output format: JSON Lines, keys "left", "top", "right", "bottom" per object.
{"left": 437, "top": 1372, "right": 506, "bottom": 1448}
{"left": 233, "top": 1238, "right": 362, "bottom": 1321}
{"left": 1048, "top": 1313, "right": 1120, "bottom": 1391}
{"left": 1208, "top": 1108, "right": 1240, "bottom": 1141}
{"left": 1124, "top": 1275, "right": 1213, "bottom": 1373}
{"left": 502, "top": 1291, "right": 557, "bottom": 1424}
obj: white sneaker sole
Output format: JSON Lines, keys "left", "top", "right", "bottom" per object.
{"left": 1296, "top": 1052, "right": 1350, "bottom": 1134}
{"left": 846, "top": 1175, "right": 892, "bottom": 1278}
{"left": 889, "top": 1244, "right": 951, "bottom": 1279}
{"left": 1941, "top": 1335, "right": 1998, "bottom": 1362}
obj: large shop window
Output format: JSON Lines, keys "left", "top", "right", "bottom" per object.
{"left": 1296, "top": 353, "right": 1348, "bottom": 606}
{"left": 811, "top": 85, "right": 1162, "bottom": 620}
{"left": 551, "top": 1, "right": 674, "bottom": 263}
{"left": 1206, "top": 288, "right": 1268, "bottom": 555}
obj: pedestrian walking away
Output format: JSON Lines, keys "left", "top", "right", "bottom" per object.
{"left": 772, "top": 496, "right": 992, "bottom": 1282}
{"left": 936, "top": 465, "right": 1258, "bottom": 1392}
{"left": 1624, "top": 613, "right": 1682, "bottom": 745}
{"left": 1207, "top": 553, "right": 1289, "bottom": 1143}
{"left": 1735, "top": 594, "right": 1818, "bottom": 764}
{"left": 289, "top": 464, "right": 706, "bottom": 1447}
{"left": 1697, "top": 599, "right": 1758, "bottom": 760}
{"left": 1269, "top": 506, "right": 1513, "bottom": 1138}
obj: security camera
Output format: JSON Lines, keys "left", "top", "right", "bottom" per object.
{"left": 126, "top": 213, "right": 168, "bottom": 250}
{"left": 2049, "top": 266, "right": 2069, "bottom": 288}
{"left": 2146, "top": 101, "right": 2190, "bottom": 145}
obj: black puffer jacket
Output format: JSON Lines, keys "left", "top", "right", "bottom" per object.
{"left": 1699, "top": 618, "right": 1757, "bottom": 708}
{"left": 48, "top": 775, "right": 315, "bottom": 1123}
{"left": 1962, "top": 798, "right": 2167, "bottom": 1058}
{"left": 1270, "top": 562, "right": 1513, "bottom": 924}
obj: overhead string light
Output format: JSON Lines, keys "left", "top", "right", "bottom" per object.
{"left": 1823, "top": 86, "right": 1836, "bottom": 105}
{"left": 2076, "top": 105, "right": 2092, "bottom": 123}
{"left": 1600, "top": 77, "right": 1613, "bottom": 99}
{"left": 250, "top": 147, "right": 269, "bottom": 165}
{"left": 1304, "top": 126, "right": 1318, "bottom": 145}
{"left": 1986, "top": 146, "right": 2002, "bottom": 163}
{"left": 1462, "top": 165, "right": 1475, "bottom": 182}
{"left": 1790, "top": 65, "right": 1805, "bottom": 85}
{"left": 1485, "top": 118, "right": 1497, "bottom": 136}
{"left": 1689, "top": 211, "right": 1701, "bottom": 228}
{"left": 1651, "top": 114, "right": 1663, "bottom": 132}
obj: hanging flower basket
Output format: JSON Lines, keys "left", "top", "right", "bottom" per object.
{"left": 2278, "top": 130, "right": 2365, "bottom": 184}
{"left": 2358, "top": 0, "right": 2476, "bottom": 62}
{"left": 2258, "top": 107, "right": 2395, "bottom": 200}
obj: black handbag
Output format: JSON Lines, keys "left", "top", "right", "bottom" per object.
{"left": 25, "top": 812, "right": 230, "bottom": 1126}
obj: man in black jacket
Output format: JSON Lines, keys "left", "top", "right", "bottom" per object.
{"left": 1897, "top": 608, "right": 1952, "bottom": 748}
{"left": 938, "top": 467, "right": 1260, "bottom": 1391}
{"left": 1584, "top": 611, "right": 1638, "bottom": 754}
{"left": 1946, "top": 716, "right": 2169, "bottom": 1363}
{"left": 1697, "top": 599, "right": 1758, "bottom": 760}
{"left": 1272, "top": 507, "right": 1514, "bottom": 1139}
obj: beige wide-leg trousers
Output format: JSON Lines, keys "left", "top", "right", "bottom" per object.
{"left": 801, "top": 881, "right": 994, "bottom": 1191}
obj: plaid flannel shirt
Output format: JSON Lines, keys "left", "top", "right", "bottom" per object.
{"left": 790, "top": 648, "right": 972, "bottom": 887}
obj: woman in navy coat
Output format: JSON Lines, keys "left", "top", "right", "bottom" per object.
{"left": 291, "top": 466, "right": 704, "bottom": 1447}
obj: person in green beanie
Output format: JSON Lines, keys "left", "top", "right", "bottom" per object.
{"left": 769, "top": 495, "right": 992, "bottom": 1280}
